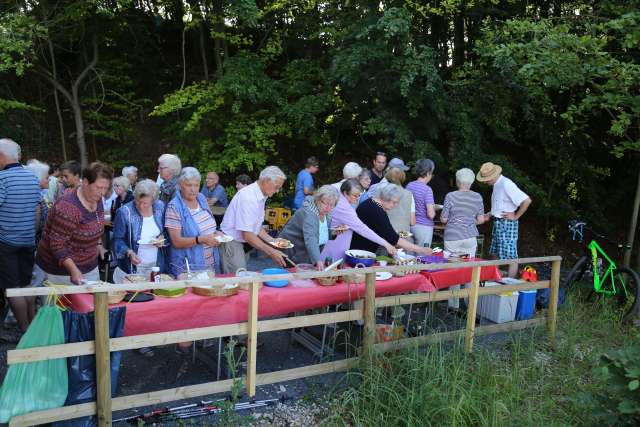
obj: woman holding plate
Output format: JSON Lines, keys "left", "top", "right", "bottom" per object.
{"left": 113, "top": 179, "right": 167, "bottom": 280}
{"left": 278, "top": 185, "right": 339, "bottom": 269}
{"left": 165, "top": 167, "right": 223, "bottom": 276}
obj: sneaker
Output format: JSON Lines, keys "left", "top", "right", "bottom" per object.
{"left": 137, "top": 347, "right": 154, "bottom": 357}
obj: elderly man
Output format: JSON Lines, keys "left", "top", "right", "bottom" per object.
{"left": 157, "top": 154, "right": 181, "bottom": 203}
{"left": 220, "top": 166, "right": 288, "bottom": 273}
{"left": 201, "top": 171, "right": 228, "bottom": 208}
{"left": 477, "top": 162, "right": 532, "bottom": 277}
{"left": 369, "top": 152, "right": 387, "bottom": 185}
{"left": 122, "top": 165, "right": 138, "bottom": 190}
{"left": 331, "top": 162, "right": 363, "bottom": 191}
{"left": 0, "top": 139, "right": 42, "bottom": 332}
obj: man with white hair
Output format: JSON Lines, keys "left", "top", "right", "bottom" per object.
{"left": 331, "top": 162, "right": 363, "bottom": 191}
{"left": 157, "top": 154, "right": 182, "bottom": 203}
{"left": 122, "top": 165, "right": 138, "bottom": 190}
{"left": 220, "top": 166, "right": 288, "bottom": 272}
{"left": 0, "top": 139, "right": 42, "bottom": 332}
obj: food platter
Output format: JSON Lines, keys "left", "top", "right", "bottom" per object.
{"left": 269, "top": 239, "right": 294, "bottom": 249}
{"left": 192, "top": 283, "right": 239, "bottom": 297}
{"left": 398, "top": 231, "right": 413, "bottom": 238}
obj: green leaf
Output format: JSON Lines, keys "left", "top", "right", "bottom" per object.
{"left": 629, "top": 380, "right": 639, "bottom": 391}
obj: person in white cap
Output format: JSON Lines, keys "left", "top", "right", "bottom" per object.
{"left": 477, "top": 162, "right": 532, "bottom": 277}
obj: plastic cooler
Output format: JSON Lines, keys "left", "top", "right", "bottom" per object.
{"left": 477, "top": 281, "right": 519, "bottom": 323}
{"left": 515, "top": 290, "right": 537, "bottom": 320}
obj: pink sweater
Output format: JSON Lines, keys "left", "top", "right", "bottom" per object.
{"left": 320, "top": 195, "right": 388, "bottom": 261}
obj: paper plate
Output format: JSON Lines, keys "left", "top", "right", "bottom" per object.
{"left": 215, "top": 234, "right": 233, "bottom": 243}
{"left": 269, "top": 240, "right": 294, "bottom": 249}
{"left": 376, "top": 272, "right": 393, "bottom": 281}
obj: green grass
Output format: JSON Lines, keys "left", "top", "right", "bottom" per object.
{"left": 325, "top": 300, "right": 639, "bottom": 427}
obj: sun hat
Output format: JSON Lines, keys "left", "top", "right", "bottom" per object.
{"left": 476, "top": 162, "right": 503, "bottom": 182}
{"left": 387, "top": 158, "right": 409, "bottom": 171}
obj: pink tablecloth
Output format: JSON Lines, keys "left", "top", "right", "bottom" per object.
{"left": 68, "top": 274, "right": 435, "bottom": 336}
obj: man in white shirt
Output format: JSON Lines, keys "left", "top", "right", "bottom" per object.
{"left": 477, "top": 162, "right": 532, "bottom": 277}
{"left": 219, "top": 166, "right": 288, "bottom": 273}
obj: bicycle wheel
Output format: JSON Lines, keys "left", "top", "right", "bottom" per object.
{"left": 563, "top": 256, "right": 590, "bottom": 293}
{"left": 614, "top": 267, "right": 640, "bottom": 318}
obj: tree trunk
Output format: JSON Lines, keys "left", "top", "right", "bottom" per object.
{"left": 212, "top": 0, "right": 225, "bottom": 77}
{"left": 453, "top": 13, "right": 465, "bottom": 68}
{"left": 199, "top": 21, "right": 209, "bottom": 81}
{"left": 625, "top": 164, "right": 640, "bottom": 268}
{"left": 47, "top": 36, "right": 67, "bottom": 161}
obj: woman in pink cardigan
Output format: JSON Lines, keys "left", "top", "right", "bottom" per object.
{"left": 320, "top": 179, "right": 397, "bottom": 261}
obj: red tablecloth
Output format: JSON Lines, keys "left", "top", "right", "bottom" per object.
{"left": 68, "top": 274, "right": 436, "bottom": 336}
{"left": 421, "top": 262, "right": 502, "bottom": 290}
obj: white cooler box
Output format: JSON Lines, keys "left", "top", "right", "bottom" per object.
{"left": 477, "top": 281, "right": 519, "bottom": 323}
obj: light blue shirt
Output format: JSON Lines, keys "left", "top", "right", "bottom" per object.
{"left": 318, "top": 217, "right": 329, "bottom": 246}
{"left": 294, "top": 169, "right": 313, "bottom": 210}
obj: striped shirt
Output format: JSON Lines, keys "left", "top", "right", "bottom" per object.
{"left": 441, "top": 190, "right": 484, "bottom": 241}
{"left": 36, "top": 189, "right": 104, "bottom": 274}
{"left": 165, "top": 204, "right": 217, "bottom": 269}
{"left": 406, "top": 180, "right": 435, "bottom": 226}
{"left": 0, "top": 163, "right": 41, "bottom": 247}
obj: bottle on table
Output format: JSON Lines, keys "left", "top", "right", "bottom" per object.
{"left": 150, "top": 266, "right": 161, "bottom": 283}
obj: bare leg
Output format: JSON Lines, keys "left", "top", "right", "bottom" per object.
{"left": 508, "top": 262, "right": 518, "bottom": 278}
{"left": 26, "top": 296, "right": 37, "bottom": 323}
{"left": 9, "top": 296, "right": 30, "bottom": 332}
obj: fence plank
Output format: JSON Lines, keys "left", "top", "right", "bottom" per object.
{"left": 362, "top": 272, "right": 376, "bottom": 360}
{"left": 464, "top": 267, "right": 482, "bottom": 353}
{"left": 548, "top": 259, "right": 561, "bottom": 346}
{"left": 246, "top": 281, "right": 260, "bottom": 397}
{"left": 93, "top": 292, "right": 112, "bottom": 427}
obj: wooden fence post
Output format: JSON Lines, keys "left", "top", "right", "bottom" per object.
{"left": 362, "top": 272, "right": 376, "bottom": 360}
{"left": 464, "top": 267, "right": 481, "bottom": 353}
{"left": 246, "top": 281, "right": 260, "bottom": 397}
{"left": 94, "top": 292, "right": 112, "bottom": 426}
{"left": 548, "top": 259, "right": 561, "bottom": 346}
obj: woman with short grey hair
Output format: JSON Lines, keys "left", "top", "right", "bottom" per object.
{"left": 351, "top": 183, "right": 433, "bottom": 255}
{"left": 178, "top": 166, "right": 201, "bottom": 184}
{"left": 111, "top": 176, "right": 134, "bottom": 222}
{"left": 279, "top": 185, "right": 339, "bottom": 269}
{"left": 441, "top": 168, "right": 486, "bottom": 312}
{"left": 158, "top": 153, "right": 182, "bottom": 203}
{"left": 407, "top": 158, "right": 437, "bottom": 248}
{"left": 122, "top": 165, "right": 138, "bottom": 189}
{"left": 133, "top": 178, "right": 159, "bottom": 200}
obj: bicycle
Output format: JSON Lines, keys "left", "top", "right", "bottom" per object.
{"left": 564, "top": 220, "right": 639, "bottom": 317}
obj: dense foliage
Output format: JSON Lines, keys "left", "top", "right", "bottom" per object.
{"left": 0, "top": 0, "right": 638, "bottom": 238}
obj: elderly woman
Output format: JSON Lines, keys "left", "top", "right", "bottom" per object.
{"left": 406, "top": 159, "right": 436, "bottom": 248}
{"left": 320, "top": 179, "right": 397, "bottom": 261}
{"left": 113, "top": 179, "right": 166, "bottom": 279}
{"left": 111, "top": 176, "right": 134, "bottom": 222}
{"left": 351, "top": 184, "right": 432, "bottom": 256}
{"left": 26, "top": 159, "right": 50, "bottom": 242}
{"left": 331, "top": 162, "right": 362, "bottom": 191}
{"left": 165, "top": 167, "right": 222, "bottom": 276}
{"left": 383, "top": 167, "right": 416, "bottom": 244}
{"left": 279, "top": 185, "right": 339, "bottom": 269}
{"left": 122, "top": 165, "right": 138, "bottom": 190}
{"left": 441, "top": 168, "right": 486, "bottom": 310}
{"left": 158, "top": 153, "right": 182, "bottom": 203}
{"left": 35, "top": 162, "right": 113, "bottom": 285}
{"left": 358, "top": 169, "right": 371, "bottom": 204}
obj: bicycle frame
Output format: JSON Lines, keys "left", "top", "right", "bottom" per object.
{"left": 588, "top": 240, "right": 627, "bottom": 296}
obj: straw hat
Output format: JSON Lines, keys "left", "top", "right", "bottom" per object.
{"left": 476, "top": 162, "right": 502, "bottom": 182}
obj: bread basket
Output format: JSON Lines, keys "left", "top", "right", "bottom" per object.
{"left": 343, "top": 263, "right": 366, "bottom": 284}
{"left": 316, "top": 275, "right": 339, "bottom": 286}
{"left": 192, "top": 283, "right": 239, "bottom": 297}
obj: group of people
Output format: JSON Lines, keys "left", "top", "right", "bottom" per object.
{"left": 0, "top": 137, "right": 531, "bottom": 334}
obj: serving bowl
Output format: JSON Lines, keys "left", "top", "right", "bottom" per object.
{"left": 344, "top": 250, "right": 377, "bottom": 267}
{"left": 262, "top": 268, "right": 289, "bottom": 287}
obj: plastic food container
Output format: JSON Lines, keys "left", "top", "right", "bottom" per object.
{"left": 262, "top": 268, "right": 289, "bottom": 287}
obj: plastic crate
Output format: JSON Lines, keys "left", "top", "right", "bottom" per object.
{"left": 265, "top": 208, "right": 292, "bottom": 231}
{"left": 477, "top": 281, "right": 519, "bottom": 323}
{"left": 516, "top": 290, "right": 537, "bottom": 320}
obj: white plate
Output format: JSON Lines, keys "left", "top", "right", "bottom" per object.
{"left": 398, "top": 232, "right": 413, "bottom": 238}
{"left": 215, "top": 234, "right": 233, "bottom": 243}
{"left": 137, "top": 238, "right": 165, "bottom": 246}
{"left": 376, "top": 272, "right": 392, "bottom": 281}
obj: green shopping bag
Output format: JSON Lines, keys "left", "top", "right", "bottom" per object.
{"left": 0, "top": 305, "right": 68, "bottom": 422}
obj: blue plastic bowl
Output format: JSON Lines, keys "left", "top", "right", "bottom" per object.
{"left": 262, "top": 268, "right": 289, "bottom": 287}
{"left": 344, "top": 250, "right": 376, "bottom": 267}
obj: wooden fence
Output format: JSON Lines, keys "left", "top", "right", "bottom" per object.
{"left": 4, "top": 256, "right": 561, "bottom": 426}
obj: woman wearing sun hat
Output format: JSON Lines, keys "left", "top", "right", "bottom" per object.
{"left": 476, "top": 162, "right": 532, "bottom": 277}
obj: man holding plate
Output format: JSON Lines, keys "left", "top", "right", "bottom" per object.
{"left": 219, "top": 166, "right": 288, "bottom": 273}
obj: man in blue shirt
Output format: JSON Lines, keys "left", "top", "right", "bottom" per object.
{"left": 293, "top": 157, "right": 319, "bottom": 210}
{"left": 0, "top": 138, "right": 42, "bottom": 333}
{"left": 201, "top": 171, "right": 228, "bottom": 208}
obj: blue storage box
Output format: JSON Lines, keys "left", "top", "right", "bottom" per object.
{"left": 516, "top": 290, "right": 537, "bottom": 320}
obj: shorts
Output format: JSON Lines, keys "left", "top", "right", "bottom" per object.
{"left": 489, "top": 218, "right": 519, "bottom": 259}
{"left": 0, "top": 241, "right": 35, "bottom": 289}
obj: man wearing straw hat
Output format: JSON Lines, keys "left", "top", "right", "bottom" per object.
{"left": 476, "top": 162, "right": 532, "bottom": 277}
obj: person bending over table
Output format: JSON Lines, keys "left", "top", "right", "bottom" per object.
{"left": 440, "top": 168, "right": 486, "bottom": 312}
{"left": 165, "top": 167, "right": 222, "bottom": 277}
{"left": 321, "top": 179, "right": 397, "bottom": 261}
{"left": 219, "top": 166, "right": 288, "bottom": 273}
{"left": 113, "top": 179, "right": 167, "bottom": 280}
{"left": 350, "top": 184, "right": 433, "bottom": 256}
{"left": 35, "top": 162, "right": 113, "bottom": 285}
{"left": 279, "top": 185, "right": 339, "bottom": 270}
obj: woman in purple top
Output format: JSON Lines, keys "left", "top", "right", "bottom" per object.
{"left": 320, "top": 179, "right": 397, "bottom": 261}
{"left": 406, "top": 159, "right": 436, "bottom": 248}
